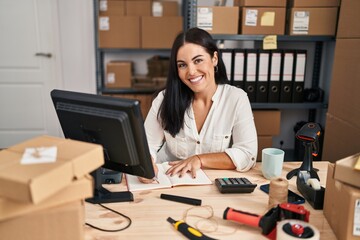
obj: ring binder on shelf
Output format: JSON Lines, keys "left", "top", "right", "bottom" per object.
{"left": 268, "top": 50, "right": 282, "bottom": 103}
{"left": 220, "top": 49, "right": 234, "bottom": 85}
{"left": 292, "top": 50, "right": 307, "bottom": 103}
{"left": 233, "top": 49, "right": 245, "bottom": 89}
{"left": 245, "top": 49, "right": 257, "bottom": 102}
{"left": 256, "top": 50, "right": 270, "bottom": 102}
{"left": 280, "top": 50, "right": 295, "bottom": 103}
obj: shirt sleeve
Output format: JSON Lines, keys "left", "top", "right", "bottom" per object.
{"left": 225, "top": 93, "right": 258, "bottom": 172}
{"left": 144, "top": 91, "right": 165, "bottom": 163}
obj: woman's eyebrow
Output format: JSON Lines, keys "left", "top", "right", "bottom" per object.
{"left": 192, "top": 55, "right": 203, "bottom": 61}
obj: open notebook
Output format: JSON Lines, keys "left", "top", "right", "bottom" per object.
{"left": 125, "top": 162, "right": 212, "bottom": 191}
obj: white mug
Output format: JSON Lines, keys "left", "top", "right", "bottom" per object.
{"left": 261, "top": 148, "right": 285, "bottom": 180}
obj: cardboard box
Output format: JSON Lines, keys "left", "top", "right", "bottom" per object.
{"left": 197, "top": 6, "right": 239, "bottom": 34}
{"left": 0, "top": 201, "right": 84, "bottom": 240}
{"left": 152, "top": 1, "right": 179, "bottom": 16}
{"left": 0, "top": 135, "right": 103, "bottom": 204}
{"left": 328, "top": 39, "right": 360, "bottom": 129}
{"left": 233, "top": 0, "right": 286, "bottom": 7}
{"left": 253, "top": 110, "right": 281, "bottom": 135}
{"left": 99, "top": 0, "right": 125, "bottom": 16}
{"left": 337, "top": 0, "right": 360, "bottom": 38}
{"left": 322, "top": 113, "right": 360, "bottom": 162}
{"left": 241, "top": 7, "right": 286, "bottom": 35}
{"left": 141, "top": 16, "right": 183, "bottom": 49}
{"left": 0, "top": 176, "right": 92, "bottom": 222}
{"left": 257, "top": 136, "right": 273, "bottom": 161}
{"left": 323, "top": 163, "right": 360, "bottom": 240}
{"left": 98, "top": 16, "right": 140, "bottom": 48}
{"left": 334, "top": 152, "right": 360, "bottom": 188}
{"left": 288, "top": 7, "right": 338, "bottom": 36}
{"left": 288, "top": 0, "right": 340, "bottom": 7}
{"left": 106, "top": 61, "right": 132, "bottom": 88}
{"left": 126, "top": 0, "right": 151, "bottom": 16}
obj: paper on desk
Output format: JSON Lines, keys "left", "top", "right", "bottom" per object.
{"left": 20, "top": 146, "right": 57, "bottom": 164}
{"left": 355, "top": 155, "right": 360, "bottom": 171}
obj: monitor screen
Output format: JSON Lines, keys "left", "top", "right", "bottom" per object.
{"left": 51, "top": 89, "right": 155, "bottom": 203}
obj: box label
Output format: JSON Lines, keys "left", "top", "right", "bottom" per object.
{"left": 99, "top": 0, "right": 108, "bottom": 11}
{"left": 197, "top": 7, "right": 213, "bottom": 30}
{"left": 293, "top": 11, "right": 309, "bottom": 34}
{"left": 99, "top": 17, "right": 109, "bottom": 31}
{"left": 152, "top": 2, "right": 163, "bottom": 17}
{"left": 355, "top": 199, "right": 360, "bottom": 236}
{"left": 107, "top": 73, "right": 115, "bottom": 84}
{"left": 245, "top": 9, "right": 258, "bottom": 26}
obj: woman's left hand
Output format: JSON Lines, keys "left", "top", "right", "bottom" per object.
{"left": 165, "top": 155, "right": 202, "bottom": 178}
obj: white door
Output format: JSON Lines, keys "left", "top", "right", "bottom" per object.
{"left": 0, "top": 0, "right": 61, "bottom": 148}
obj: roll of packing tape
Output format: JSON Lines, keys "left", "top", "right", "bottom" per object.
{"left": 306, "top": 178, "right": 321, "bottom": 190}
{"left": 276, "top": 220, "right": 320, "bottom": 240}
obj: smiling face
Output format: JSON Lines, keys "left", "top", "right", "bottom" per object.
{"left": 176, "top": 43, "right": 218, "bottom": 94}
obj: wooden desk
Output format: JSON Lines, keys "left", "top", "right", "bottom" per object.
{"left": 85, "top": 161, "right": 335, "bottom": 239}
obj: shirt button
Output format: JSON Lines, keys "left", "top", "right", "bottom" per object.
{"left": 196, "top": 141, "right": 200, "bottom": 144}
{"left": 225, "top": 136, "right": 229, "bottom": 139}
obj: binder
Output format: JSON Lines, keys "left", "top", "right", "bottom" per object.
{"left": 292, "top": 50, "right": 307, "bottom": 102}
{"left": 244, "top": 50, "right": 257, "bottom": 102}
{"left": 233, "top": 49, "right": 245, "bottom": 89}
{"left": 256, "top": 50, "right": 270, "bottom": 102}
{"left": 280, "top": 50, "right": 295, "bottom": 103}
{"left": 220, "top": 49, "right": 233, "bottom": 84}
{"left": 268, "top": 50, "right": 282, "bottom": 102}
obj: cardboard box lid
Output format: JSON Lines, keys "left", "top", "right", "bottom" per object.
{"left": 334, "top": 152, "right": 360, "bottom": 188}
{"left": 0, "top": 135, "right": 103, "bottom": 204}
{"left": 0, "top": 176, "right": 92, "bottom": 222}
{"left": 288, "top": 0, "right": 340, "bottom": 7}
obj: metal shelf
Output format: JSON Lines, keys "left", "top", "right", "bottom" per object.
{"left": 251, "top": 102, "right": 327, "bottom": 110}
{"left": 212, "top": 35, "right": 335, "bottom": 42}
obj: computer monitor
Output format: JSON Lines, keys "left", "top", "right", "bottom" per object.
{"left": 50, "top": 89, "right": 155, "bottom": 203}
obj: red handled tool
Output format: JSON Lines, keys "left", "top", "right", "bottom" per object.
{"left": 223, "top": 203, "right": 310, "bottom": 239}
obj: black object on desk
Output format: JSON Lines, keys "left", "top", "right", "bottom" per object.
{"left": 215, "top": 177, "right": 257, "bottom": 193}
{"left": 160, "top": 194, "right": 201, "bottom": 206}
{"left": 167, "top": 217, "right": 217, "bottom": 240}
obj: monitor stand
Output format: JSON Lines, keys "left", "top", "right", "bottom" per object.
{"left": 86, "top": 168, "right": 134, "bottom": 204}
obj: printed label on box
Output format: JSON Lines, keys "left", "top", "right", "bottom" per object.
{"left": 293, "top": 11, "right": 309, "bottom": 35}
{"left": 245, "top": 9, "right": 258, "bottom": 26}
{"left": 99, "top": 0, "right": 108, "bottom": 11}
{"left": 354, "top": 199, "right": 360, "bottom": 236}
{"left": 197, "top": 7, "right": 213, "bottom": 30}
{"left": 152, "top": 2, "right": 163, "bottom": 17}
{"left": 99, "top": 17, "right": 109, "bottom": 31}
{"left": 107, "top": 73, "right": 115, "bottom": 84}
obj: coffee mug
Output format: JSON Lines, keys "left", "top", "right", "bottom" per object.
{"left": 261, "top": 148, "right": 285, "bottom": 180}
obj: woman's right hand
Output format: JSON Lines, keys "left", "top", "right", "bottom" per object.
{"left": 137, "top": 160, "right": 158, "bottom": 184}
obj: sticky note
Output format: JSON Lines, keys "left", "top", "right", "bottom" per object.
{"left": 261, "top": 12, "right": 275, "bottom": 26}
{"left": 263, "top": 35, "right": 277, "bottom": 50}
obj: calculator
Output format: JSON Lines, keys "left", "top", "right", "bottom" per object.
{"left": 215, "top": 177, "right": 257, "bottom": 193}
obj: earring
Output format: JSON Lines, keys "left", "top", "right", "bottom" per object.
{"left": 214, "top": 65, "right": 218, "bottom": 73}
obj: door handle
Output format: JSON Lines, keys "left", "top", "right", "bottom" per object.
{"left": 35, "top": 52, "right": 52, "bottom": 58}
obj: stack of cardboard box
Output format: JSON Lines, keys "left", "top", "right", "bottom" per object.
{"left": 98, "top": 0, "right": 183, "bottom": 49}
{"left": 323, "top": 153, "right": 360, "bottom": 240}
{"left": 323, "top": 0, "right": 360, "bottom": 161}
{"left": 253, "top": 110, "right": 281, "bottom": 161}
{"left": 0, "top": 135, "right": 104, "bottom": 239}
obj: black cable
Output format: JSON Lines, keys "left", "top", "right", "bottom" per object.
{"left": 85, "top": 203, "right": 132, "bottom": 232}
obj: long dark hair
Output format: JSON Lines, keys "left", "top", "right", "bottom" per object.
{"left": 158, "top": 27, "right": 228, "bottom": 137}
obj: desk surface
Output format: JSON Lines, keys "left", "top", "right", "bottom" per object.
{"left": 85, "top": 161, "right": 335, "bottom": 240}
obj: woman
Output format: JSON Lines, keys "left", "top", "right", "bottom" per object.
{"left": 142, "top": 27, "right": 257, "bottom": 182}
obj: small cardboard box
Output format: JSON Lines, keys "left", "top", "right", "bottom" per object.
{"left": 0, "top": 135, "right": 103, "bottom": 204}
{"left": 197, "top": 6, "right": 239, "bottom": 34}
{"left": 0, "top": 176, "right": 92, "bottom": 222}
{"left": 323, "top": 163, "right": 360, "bottom": 240}
{"left": 126, "top": 0, "right": 152, "bottom": 16}
{"left": 98, "top": 15, "right": 140, "bottom": 48}
{"left": 288, "top": 7, "right": 338, "bottom": 36}
{"left": 241, "top": 7, "right": 286, "bottom": 35}
{"left": 334, "top": 153, "right": 360, "bottom": 188}
{"left": 253, "top": 110, "right": 281, "bottom": 135}
{"left": 99, "top": 0, "right": 125, "bottom": 16}
{"left": 106, "top": 61, "right": 132, "bottom": 88}
{"left": 0, "top": 201, "right": 85, "bottom": 240}
{"left": 234, "top": 0, "right": 286, "bottom": 7}
{"left": 337, "top": 0, "right": 360, "bottom": 38}
{"left": 141, "top": 16, "right": 183, "bottom": 49}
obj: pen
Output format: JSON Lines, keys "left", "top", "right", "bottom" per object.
{"left": 167, "top": 217, "right": 217, "bottom": 240}
{"left": 160, "top": 193, "right": 202, "bottom": 206}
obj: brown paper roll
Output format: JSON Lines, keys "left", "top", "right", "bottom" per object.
{"left": 268, "top": 177, "right": 288, "bottom": 208}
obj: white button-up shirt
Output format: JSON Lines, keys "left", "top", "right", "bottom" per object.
{"left": 144, "top": 84, "right": 258, "bottom": 172}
